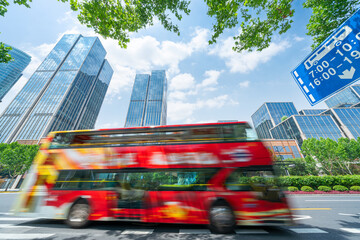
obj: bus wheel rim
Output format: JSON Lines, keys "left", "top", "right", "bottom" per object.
{"left": 210, "top": 206, "right": 234, "bottom": 228}
{"left": 69, "top": 204, "right": 89, "bottom": 223}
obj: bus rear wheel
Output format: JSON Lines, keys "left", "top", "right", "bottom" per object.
{"left": 66, "top": 203, "right": 90, "bottom": 228}
{"left": 209, "top": 204, "right": 235, "bottom": 234}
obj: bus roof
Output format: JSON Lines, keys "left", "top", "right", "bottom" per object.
{"left": 50, "top": 121, "right": 250, "bottom": 135}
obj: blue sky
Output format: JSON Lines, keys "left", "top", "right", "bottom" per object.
{"left": 0, "top": 0, "right": 328, "bottom": 129}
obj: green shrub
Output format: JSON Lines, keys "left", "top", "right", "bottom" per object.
{"left": 301, "top": 186, "right": 314, "bottom": 192}
{"left": 333, "top": 185, "right": 348, "bottom": 192}
{"left": 318, "top": 186, "right": 332, "bottom": 192}
{"left": 288, "top": 186, "right": 299, "bottom": 192}
{"left": 350, "top": 186, "right": 360, "bottom": 191}
{"left": 278, "top": 175, "right": 360, "bottom": 189}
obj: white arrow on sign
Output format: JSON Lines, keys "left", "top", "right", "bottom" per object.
{"left": 339, "top": 66, "right": 355, "bottom": 79}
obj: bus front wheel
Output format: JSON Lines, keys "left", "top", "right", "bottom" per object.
{"left": 209, "top": 203, "right": 235, "bottom": 234}
{"left": 66, "top": 203, "right": 90, "bottom": 228}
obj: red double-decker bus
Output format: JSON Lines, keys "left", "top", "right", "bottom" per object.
{"left": 13, "top": 122, "right": 293, "bottom": 233}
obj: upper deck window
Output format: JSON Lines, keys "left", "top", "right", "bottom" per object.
{"left": 49, "top": 123, "right": 258, "bottom": 149}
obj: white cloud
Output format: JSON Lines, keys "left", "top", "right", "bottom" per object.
{"left": 198, "top": 70, "right": 222, "bottom": 87}
{"left": 168, "top": 95, "right": 237, "bottom": 122}
{"left": 239, "top": 80, "right": 250, "bottom": 88}
{"left": 168, "top": 101, "right": 196, "bottom": 122}
{"left": 197, "top": 95, "right": 229, "bottom": 108}
{"left": 170, "top": 73, "right": 195, "bottom": 91}
{"left": 209, "top": 37, "right": 291, "bottom": 73}
{"left": 189, "top": 28, "right": 210, "bottom": 51}
{"left": 107, "top": 65, "right": 136, "bottom": 95}
{"left": 294, "top": 36, "right": 305, "bottom": 42}
{"left": 57, "top": 11, "right": 77, "bottom": 23}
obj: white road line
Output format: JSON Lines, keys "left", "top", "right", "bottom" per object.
{"left": 0, "top": 212, "right": 14, "bottom": 215}
{"left": 0, "top": 217, "right": 37, "bottom": 221}
{"left": 121, "top": 229, "right": 154, "bottom": 234}
{"left": 293, "top": 215, "right": 312, "bottom": 221}
{"left": 305, "top": 200, "right": 360, "bottom": 202}
{"left": 341, "top": 228, "right": 360, "bottom": 233}
{"left": 179, "top": 229, "right": 211, "bottom": 234}
{"left": 290, "top": 228, "right": 328, "bottom": 234}
{"left": 0, "top": 224, "right": 36, "bottom": 228}
{"left": 339, "top": 213, "right": 358, "bottom": 216}
{"left": 0, "top": 234, "right": 54, "bottom": 239}
{"left": 236, "top": 229, "right": 268, "bottom": 234}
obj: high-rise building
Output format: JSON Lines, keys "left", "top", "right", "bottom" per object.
{"left": 251, "top": 102, "right": 298, "bottom": 139}
{"left": 322, "top": 108, "right": 360, "bottom": 139}
{"left": 270, "top": 115, "right": 345, "bottom": 147}
{"left": 325, "top": 84, "right": 360, "bottom": 108}
{"left": 0, "top": 34, "right": 113, "bottom": 143}
{"left": 299, "top": 109, "right": 327, "bottom": 115}
{"left": 125, "top": 70, "right": 167, "bottom": 127}
{"left": 0, "top": 44, "right": 31, "bottom": 102}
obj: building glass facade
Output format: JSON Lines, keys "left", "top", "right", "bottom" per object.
{"left": 323, "top": 108, "right": 360, "bottom": 139}
{"left": 299, "top": 109, "right": 327, "bottom": 115}
{"left": 0, "top": 44, "right": 31, "bottom": 102}
{"left": 325, "top": 85, "right": 360, "bottom": 108}
{"left": 270, "top": 115, "right": 345, "bottom": 146}
{"left": 0, "top": 34, "right": 113, "bottom": 143}
{"left": 251, "top": 102, "right": 298, "bottom": 139}
{"left": 262, "top": 139, "right": 303, "bottom": 159}
{"left": 125, "top": 70, "right": 167, "bottom": 127}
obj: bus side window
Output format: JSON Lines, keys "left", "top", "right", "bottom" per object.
{"left": 225, "top": 169, "right": 252, "bottom": 191}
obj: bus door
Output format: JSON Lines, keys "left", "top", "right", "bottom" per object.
{"left": 147, "top": 169, "right": 217, "bottom": 224}
{"left": 113, "top": 172, "right": 146, "bottom": 221}
{"left": 225, "top": 168, "right": 287, "bottom": 224}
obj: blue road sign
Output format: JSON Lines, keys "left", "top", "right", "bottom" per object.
{"left": 292, "top": 8, "right": 360, "bottom": 106}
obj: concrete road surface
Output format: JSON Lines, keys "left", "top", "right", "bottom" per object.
{"left": 0, "top": 193, "right": 359, "bottom": 239}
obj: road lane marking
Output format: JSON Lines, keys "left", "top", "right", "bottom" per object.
{"left": 291, "top": 208, "right": 331, "bottom": 210}
{"left": 341, "top": 228, "right": 360, "bottom": 233}
{"left": 292, "top": 215, "right": 312, "bottom": 220}
{"left": 121, "top": 229, "right": 154, "bottom": 234}
{"left": 305, "top": 200, "right": 360, "bottom": 202}
{"left": 0, "top": 224, "right": 36, "bottom": 228}
{"left": 236, "top": 229, "right": 268, "bottom": 234}
{"left": 0, "top": 234, "right": 54, "bottom": 239}
{"left": 290, "top": 228, "right": 328, "bottom": 234}
{"left": 179, "top": 229, "right": 211, "bottom": 234}
{"left": 339, "top": 213, "right": 358, "bottom": 216}
{"left": 0, "top": 217, "right": 37, "bottom": 221}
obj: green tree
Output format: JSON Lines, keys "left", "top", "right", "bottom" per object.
{"left": 281, "top": 115, "right": 288, "bottom": 122}
{"left": 301, "top": 137, "right": 360, "bottom": 175}
{"left": 1, "top": 0, "right": 359, "bottom": 62}
{"left": 0, "top": 142, "right": 39, "bottom": 191}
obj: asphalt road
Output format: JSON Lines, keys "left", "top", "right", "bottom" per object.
{"left": 0, "top": 193, "right": 359, "bottom": 239}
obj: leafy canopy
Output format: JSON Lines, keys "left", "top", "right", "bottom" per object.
{"left": 1, "top": 0, "right": 359, "bottom": 63}
{"left": 0, "top": 142, "right": 39, "bottom": 179}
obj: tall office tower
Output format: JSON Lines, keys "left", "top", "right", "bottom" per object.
{"left": 251, "top": 102, "right": 298, "bottom": 139}
{"left": 325, "top": 84, "right": 360, "bottom": 108}
{"left": 0, "top": 34, "right": 113, "bottom": 143}
{"left": 270, "top": 115, "right": 345, "bottom": 147}
{"left": 125, "top": 70, "right": 167, "bottom": 127}
{"left": 0, "top": 44, "right": 31, "bottom": 102}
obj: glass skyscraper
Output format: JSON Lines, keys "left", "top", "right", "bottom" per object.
{"left": 325, "top": 84, "right": 360, "bottom": 108}
{"left": 0, "top": 34, "right": 113, "bottom": 143}
{"left": 125, "top": 70, "right": 167, "bottom": 127}
{"left": 0, "top": 44, "right": 31, "bottom": 102}
{"left": 299, "top": 109, "right": 327, "bottom": 115}
{"left": 322, "top": 108, "right": 360, "bottom": 139}
{"left": 270, "top": 115, "right": 345, "bottom": 146}
{"left": 251, "top": 102, "right": 298, "bottom": 139}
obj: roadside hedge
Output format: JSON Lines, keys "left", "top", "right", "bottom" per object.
{"left": 277, "top": 175, "right": 360, "bottom": 189}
